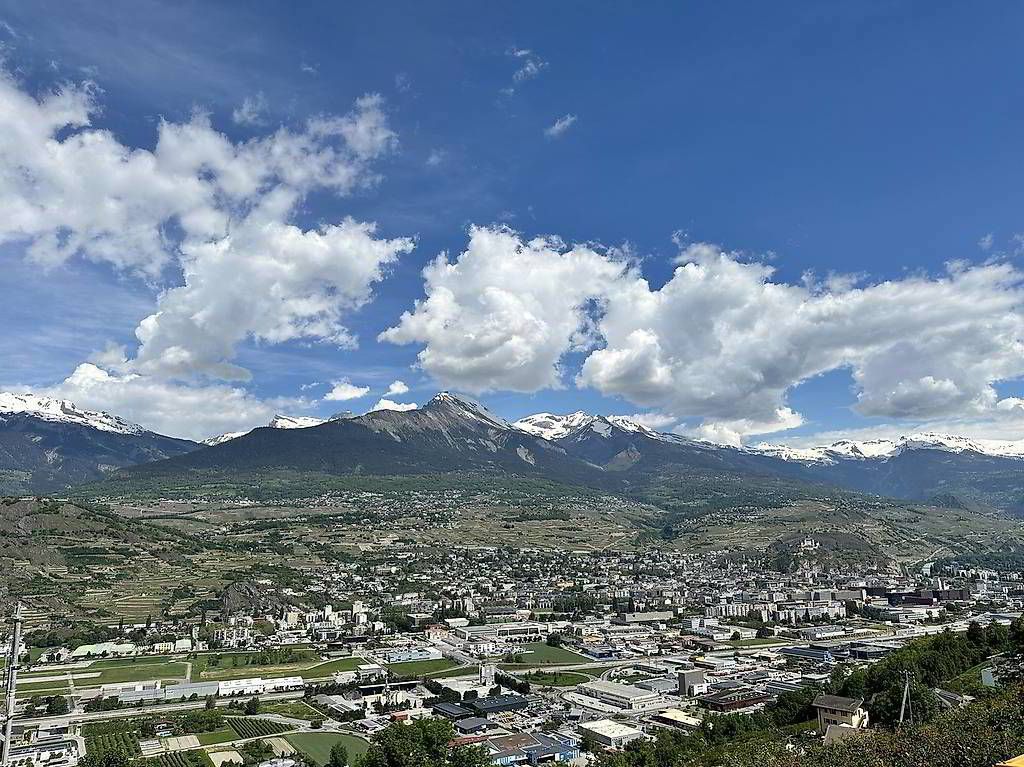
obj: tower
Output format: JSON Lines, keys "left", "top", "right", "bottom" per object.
{"left": 2, "top": 603, "right": 23, "bottom": 767}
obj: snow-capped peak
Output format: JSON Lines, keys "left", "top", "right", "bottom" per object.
{"left": 201, "top": 412, "right": 333, "bottom": 446}
{"left": 425, "top": 392, "right": 510, "bottom": 429}
{"left": 514, "top": 410, "right": 683, "bottom": 443}
{"left": 200, "top": 430, "right": 248, "bottom": 447}
{"left": 513, "top": 411, "right": 596, "bottom": 440}
{"left": 0, "top": 392, "right": 145, "bottom": 435}
{"left": 268, "top": 414, "right": 327, "bottom": 429}
{"left": 753, "top": 431, "right": 1024, "bottom": 463}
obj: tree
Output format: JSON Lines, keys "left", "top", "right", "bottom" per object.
{"left": 359, "top": 719, "right": 490, "bottom": 767}
{"left": 45, "top": 696, "right": 69, "bottom": 715}
{"left": 579, "top": 733, "right": 599, "bottom": 753}
{"left": 244, "top": 695, "right": 260, "bottom": 715}
{"left": 327, "top": 742, "right": 348, "bottom": 767}
{"left": 205, "top": 695, "right": 217, "bottom": 710}
{"left": 80, "top": 748, "right": 131, "bottom": 767}
{"left": 1010, "top": 617, "right": 1024, "bottom": 654}
{"left": 966, "top": 620, "right": 986, "bottom": 645}
{"left": 756, "top": 626, "right": 773, "bottom": 639}
{"left": 731, "top": 631, "right": 742, "bottom": 641}
{"left": 546, "top": 633, "right": 563, "bottom": 647}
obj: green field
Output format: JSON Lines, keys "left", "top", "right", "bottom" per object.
{"left": 140, "top": 753, "right": 205, "bottom": 767}
{"left": 86, "top": 731, "right": 142, "bottom": 759}
{"left": 524, "top": 670, "right": 590, "bottom": 687}
{"left": 509, "top": 642, "right": 590, "bottom": 665}
{"left": 87, "top": 656, "right": 180, "bottom": 669}
{"left": 385, "top": 658, "right": 458, "bottom": 677}
{"left": 301, "top": 657, "right": 365, "bottom": 677}
{"left": 195, "top": 730, "right": 236, "bottom": 746}
{"left": 258, "top": 701, "right": 322, "bottom": 720}
{"left": 192, "top": 651, "right": 362, "bottom": 681}
{"left": 423, "top": 666, "right": 474, "bottom": 679}
{"left": 18, "top": 660, "right": 188, "bottom": 690}
{"left": 284, "top": 733, "right": 369, "bottom": 766}
{"left": 226, "top": 718, "right": 294, "bottom": 739}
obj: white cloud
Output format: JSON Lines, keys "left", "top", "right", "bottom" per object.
{"left": 386, "top": 380, "right": 409, "bottom": 396}
{"left": 675, "top": 409, "right": 804, "bottom": 447}
{"left": 502, "top": 48, "right": 547, "bottom": 95}
{"left": 426, "top": 148, "right": 446, "bottom": 167}
{"left": 582, "top": 245, "right": 1024, "bottom": 440}
{"left": 388, "top": 227, "right": 1024, "bottom": 443}
{"left": 979, "top": 232, "right": 994, "bottom": 251}
{"left": 394, "top": 72, "right": 411, "bottom": 92}
{"left": 544, "top": 114, "right": 577, "bottom": 138}
{"left": 381, "top": 225, "right": 632, "bottom": 393}
{"left": 370, "top": 397, "right": 417, "bottom": 412}
{"left": 0, "top": 70, "right": 413, "bottom": 381}
{"left": 31, "top": 362, "right": 305, "bottom": 441}
{"left": 324, "top": 379, "right": 370, "bottom": 401}
{"left": 624, "top": 412, "right": 677, "bottom": 430}
{"left": 232, "top": 93, "right": 267, "bottom": 126}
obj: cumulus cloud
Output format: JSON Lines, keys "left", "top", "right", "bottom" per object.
{"left": 979, "top": 233, "right": 994, "bottom": 251}
{"left": 0, "top": 70, "right": 413, "bottom": 382}
{"left": 386, "top": 380, "right": 409, "bottom": 396}
{"left": 370, "top": 397, "right": 417, "bottom": 412}
{"left": 544, "top": 114, "right": 577, "bottom": 138}
{"left": 32, "top": 362, "right": 305, "bottom": 441}
{"left": 381, "top": 225, "right": 632, "bottom": 392}
{"left": 624, "top": 412, "right": 678, "bottom": 430}
{"left": 324, "top": 379, "right": 370, "bottom": 401}
{"left": 232, "top": 93, "right": 267, "bottom": 126}
{"left": 387, "top": 227, "right": 1024, "bottom": 443}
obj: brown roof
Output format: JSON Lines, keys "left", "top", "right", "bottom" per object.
{"left": 813, "top": 694, "right": 864, "bottom": 712}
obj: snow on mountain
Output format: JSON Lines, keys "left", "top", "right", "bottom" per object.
{"left": 514, "top": 410, "right": 688, "bottom": 444}
{"left": 753, "top": 432, "right": 1024, "bottom": 463}
{"left": 268, "top": 414, "right": 327, "bottom": 429}
{"left": 202, "top": 413, "right": 332, "bottom": 446}
{"left": 513, "top": 411, "right": 597, "bottom": 440}
{"left": 200, "top": 431, "right": 248, "bottom": 447}
{"left": 0, "top": 392, "right": 145, "bottom": 435}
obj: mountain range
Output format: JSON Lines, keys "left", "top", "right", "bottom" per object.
{"left": 4, "top": 390, "right": 1024, "bottom": 513}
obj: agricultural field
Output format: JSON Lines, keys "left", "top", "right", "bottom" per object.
{"left": 140, "top": 753, "right": 205, "bottom": 767}
{"left": 84, "top": 729, "right": 142, "bottom": 759}
{"left": 226, "top": 718, "right": 294, "bottom": 739}
{"left": 284, "top": 733, "right": 369, "bottom": 767}
{"left": 195, "top": 731, "right": 237, "bottom": 746}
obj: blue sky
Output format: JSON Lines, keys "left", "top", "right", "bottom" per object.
{"left": 2, "top": 1, "right": 1024, "bottom": 442}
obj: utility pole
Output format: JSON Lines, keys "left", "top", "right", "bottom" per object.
{"left": 2, "top": 602, "right": 23, "bottom": 767}
{"left": 897, "top": 670, "right": 913, "bottom": 728}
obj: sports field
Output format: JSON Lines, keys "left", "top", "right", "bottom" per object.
{"left": 284, "top": 733, "right": 369, "bottom": 766}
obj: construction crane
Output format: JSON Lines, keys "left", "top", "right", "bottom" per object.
{"left": 1, "top": 603, "right": 23, "bottom": 767}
